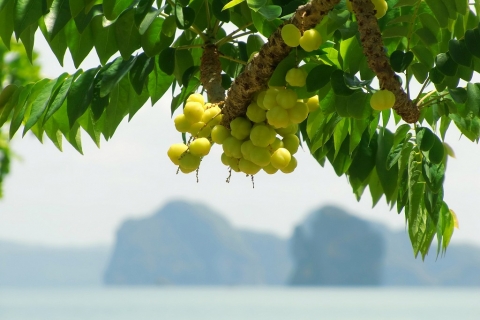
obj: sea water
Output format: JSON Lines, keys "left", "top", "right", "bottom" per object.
{"left": 0, "top": 287, "right": 479, "bottom": 320}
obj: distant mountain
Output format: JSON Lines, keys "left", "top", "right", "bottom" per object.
{"left": 288, "top": 206, "right": 385, "bottom": 286}
{"left": 0, "top": 241, "right": 109, "bottom": 287}
{"left": 104, "top": 201, "right": 291, "bottom": 285}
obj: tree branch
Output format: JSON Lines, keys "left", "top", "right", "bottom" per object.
{"left": 200, "top": 44, "right": 225, "bottom": 103}
{"left": 351, "top": 0, "right": 419, "bottom": 124}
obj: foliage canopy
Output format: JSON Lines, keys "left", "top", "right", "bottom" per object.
{"left": 0, "top": 0, "right": 477, "bottom": 257}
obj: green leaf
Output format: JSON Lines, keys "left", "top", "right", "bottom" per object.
{"left": 330, "top": 70, "right": 355, "bottom": 96}
{"left": 251, "top": 10, "right": 281, "bottom": 38}
{"left": 0, "top": 86, "right": 21, "bottom": 126}
{"left": 419, "top": 12, "right": 440, "bottom": 36}
{"left": 23, "top": 73, "right": 68, "bottom": 134}
{"left": 464, "top": 28, "right": 480, "bottom": 58}
{"left": 449, "top": 114, "right": 480, "bottom": 141}
{"left": 148, "top": 56, "right": 174, "bottom": 105}
{"left": 449, "top": 39, "right": 472, "bottom": 67}
{"left": 39, "top": 17, "right": 68, "bottom": 66}
{"left": 115, "top": 9, "right": 142, "bottom": 59}
{"left": 346, "top": 91, "right": 371, "bottom": 120}
{"left": 222, "top": 0, "right": 245, "bottom": 11}
{"left": 65, "top": 19, "right": 94, "bottom": 68}
{"left": 246, "top": 34, "right": 264, "bottom": 57}
{"left": 349, "top": 129, "right": 377, "bottom": 183}
{"left": 13, "top": 0, "right": 46, "bottom": 38}
{"left": 435, "top": 53, "right": 458, "bottom": 77}
{"left": 410, "top": 63, "right": 429, "bottom": 83}
{"left": 44, "top": 0, "right": 71, "bottom": 41}
{"left": 91, "top": 15, "right": 119, "bottom": 65}
{"left": 67, "top": 67, "right": 98, "bottom": 127}
{"left": 416, "top": 127, "right": 435, "bottom": 151}
{"left": 258, "top": 5, "right": 281, "bottom": 20}
{"left": 159, "top": 47, "right": 176, "bottom": 75}
{"left": 103, "top": 0, "right": 132, "bottom": 20}
{"left": 429, "top": 67, "right": 445, "bottom": 84}
{"left": 19, "top": 22, "right": 37, "bottom": 63}
{"left": 43, "top": 71, "right": 81, "bottom": 124}
{"left": 175, "top": 4, "right": 195, "bottom": 29}
{"left": 424, "top": 0, "right": 449, "bottom": 28}
{"left": 376, "top": 127, "right": 398, "bottom": 204}
{"left": 11, "top": 80, "right": 49, "bottom": 138}
{"left": 339, "top": 35, "right": 363, "bottom": 75}
{"left": 411, "top": 45, "right": 434, "bottom": 68}
{"left": 78, "top": 109, "right": 102, "bottom": 147}
{"left": 268, "top": 53, "right": 296, "bottom": 87}
{"left": 415, "top": 27, "right": 438, "bottom": 46}
{"left": 390, "top": 50, "right": 414, "bottom": 73}
{"left": 91, "top": 67, "right": 110, "bottom": 121}
{"left": 174, "top": 49, "right": 194, "bottom": 84}
{"left": 0, "top": 0, "right": 14, "bottom": 49}
{"left": 465, "top": 83, "right": 480, "bottom": 117}
{"left": 129, "top": 52, "right": 154, "bottom": 95}
{"left": 246, "top": 0, "right": 265, "bottom": 11}
{"left": 74, "top": 4, "right": 103, "bottom": 33}
{"left": 0, "top": 84, "right": 18, "bottom": 110}
{"left": 141, "top": 17, "right": 167, "bottom": 57}
{"left": 305, "top": 64, "right": 335, "bottom": 92}
{"left": 69, "top": 0, "right": 84, "bottom": 17}
{"left": 43, "top": 116, "right": 63, "bottom": 151}
{"left": 100, "top": 56, "right": 137, "bottom": 97}
{"left": 333, "top": 118, "right": 349, "bottom": 159}
{"left": 369, "top": 165, "right": 384, "bottom": 207}
{"left": 454, "top": 0, "right": 468, "bottom": 15}
{"left": 212, "top": 0, "right": 230, "bottom": 22}
{"left": 428, "top": 136, "right": 445, "bottom": 165}
{"left": 422, "top": 158, "right": 445, "bottom": 194}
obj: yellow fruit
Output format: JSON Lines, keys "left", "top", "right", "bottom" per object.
{"left": 250, "top": 146, "right": 271, "bottom": 167}
{"left": 305, "top": 96, "right": 320, "bottom": 112}
{"left": 269, "top": 137, "right": 284, "bottom": 152}
{"left": 276, "top": 123, "right": 298, "bottom": 137}
{"left": 221, "top": 153, "right": 231, "bottom": 166}
{"left": 241, "top": 140, "right": 255, "bottom": 161}
{"left": 285, "top": 68, "right": 307, "bottom": 87}
{"left": 270, "top": 148, "right": 291, "bottom": 169}
{"left": 250, "top": 124, "right": 276, "bottom": 147}
{"left": 223, "top": 136, "right": 243, "bottom": 158}
{"left": 202, "top": 106, "right": 222, "bottom": 125}
{"left": 167, "top": 143, "right": 188, "bottom": 165}
{"left": 179, "top": 166, "right": 196, "bottom": 174}
{"left": 228, "top": 157, "right": 240, "bottom": 172}
{"left": 282, "top": 134, "right": 300, "bottom": 155}
{"left": 263, "top": 163, "right": 279, "bottom": 174}
{"left": 174, "top": 114, "right": 191, "bottom": 133}
{"left": 187, "top": 93, "right": 205, "bottom": 105}
{"left": 188, "top": 122, "right": 211, "bottom": 138}
{"left": 370, "top": 89, "right": 395, "bottom": 111}
{"left": 372, "top": 0, "right": 388, "bottom": 19}
{"left": 256, "top": 90, "right": 268, "bottom": 110}
{"left": 183, "top": 101, "right": 204, "bottom": 123}
{"left": 246, "top": 102, "right": 267, "bottom": 123}
{"left": 230, "top": 117, "right": 252, "bottom": 140}
{"left": 189, "top": 138, "right": 211, "bottom": 156}
{"left": 276, "top": 89, "right": 298, "bottom": 109}
{"left": 239, "top": 158, "right": 261, "bottom": 175}
{"left": 288, "top": 101, "right": 309, "bottom": 124}
{"left": 211, "top": 125, "right": 231, "bottom": 144}
{"left": 299, "top": 29, "right": 322, "bottom": 52}
{"left": 267, "top": 106, "right": 290, "bottom": 128}
{"left": 179, "top": 153, "right": 201, "bottom": 171}
{"left": 263, "top": 88, "right": 279, "bottom": 110}
{"left": 281, "top": 156, "right": 297, "bottom": 173}
{"left": 281, "top": 24, "right": 301, "bottom": 47}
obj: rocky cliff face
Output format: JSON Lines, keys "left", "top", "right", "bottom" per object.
{"left": 289, "top": 206, "right": 385, "bottom": 286}
{"left": 104, "top": 201, "right": 291, "bottom": 285}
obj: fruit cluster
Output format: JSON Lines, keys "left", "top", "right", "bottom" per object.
{"left": 167, "top": 91, "right": 320, "bottom": 177}
{"left": 281, "top": 24, "right": 322, "bottom": 52}
{"left": 346, "top": 0, "right": 388, "bottom": 19}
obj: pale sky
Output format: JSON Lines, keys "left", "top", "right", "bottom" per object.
{"left": 0, "top": 33, "right": 479, "bottom": 249}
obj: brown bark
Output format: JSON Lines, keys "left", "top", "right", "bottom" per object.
{"left": 200, "top": 44, "right": 225, "bottom": 103}
{"left": 351, "top": 0, "right": 419, "bottom": 123}
{"left": 221, "top": 0, "right": 341, "bottom": 127}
